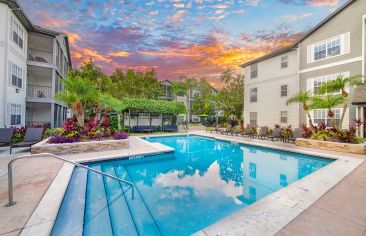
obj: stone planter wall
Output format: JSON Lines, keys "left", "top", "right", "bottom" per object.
{"left": 295, "top": 138, "right": 366, "bottom": 155}
{"left": 31, "top": 138, "right": 129, "bottom": 154}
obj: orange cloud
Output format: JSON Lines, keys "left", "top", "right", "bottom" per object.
{"left": 309, "top": 0, "right": 338, "bottom": 6}
{"left": 107, "top": 51, "right": 130, "bottom": 57}
{"left": 66, "top": 32, "right": 81, "bottom": 44}
{"left": 72, "top": 47, "right": 111, "bottom": 63}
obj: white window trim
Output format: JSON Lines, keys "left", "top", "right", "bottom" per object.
{"left": 312, "top": 108, "right": 343, "bottom": 127}
{"left": 306, "top": 71, "right": 350, "bottom": 95}
{"left": 10, "top": 17, "right": 25, "bottom": 51}
{"left": 280, "top": 111, "right": 288, "bottom": 124}
{"left": 280, "top": 55, "right": 288, "bottom": 69}
{"left": 280, "top": 85, "right": 288, "bottom": 97}
{"left": 307, "top": 32, "right": 350, "bottom": 64}
{"left": 8, "top": 61, "right": 24, "bottom": 90}
{"left": 8, "top": 103, "right": 22, "bottom": 126}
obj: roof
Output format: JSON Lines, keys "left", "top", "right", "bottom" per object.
{"left": 352, "top": 85, "right": 366, "bottom": 105}
{"left": 240, "top": 0, "right": 357, "bottom": 68}
{"left": 1, "top": 0, "right": 72, "bottom": 66}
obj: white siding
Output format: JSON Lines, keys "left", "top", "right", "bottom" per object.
{"left": 244, "top": 50, "right": 300, "bottom": 127}
{"left": 0, "top": 3, "right": 28, "bottom": 127}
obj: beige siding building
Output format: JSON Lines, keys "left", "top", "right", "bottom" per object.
{"left": 241, "top": 0, "right": 366, "bottom": 136}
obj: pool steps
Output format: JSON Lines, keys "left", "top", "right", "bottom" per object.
{"left": 51, "top": 165, "right": 161, "bottom": 236}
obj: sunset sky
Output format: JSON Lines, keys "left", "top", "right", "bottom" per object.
{"left": 20, "top": 0, "right": 346, "bottom": 88}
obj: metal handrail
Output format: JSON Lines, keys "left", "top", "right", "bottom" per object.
{"left": 5, "top": 153, "right": 135, "bottom": 207}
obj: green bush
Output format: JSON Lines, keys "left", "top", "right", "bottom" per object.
{"left": 110, "top": 115, "right": 119, "bottom": 130}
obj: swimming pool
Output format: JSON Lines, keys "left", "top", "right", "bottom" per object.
{"left": 52, "top": 135, "right": 333, "bottom": 236}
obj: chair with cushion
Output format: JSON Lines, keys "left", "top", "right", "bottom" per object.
{"left": 10, "top": 128, "right": 43, "bottom": 154}
{"left": 268, "top": 127, "right": 282, "bottom": 141}
{"left": 288, "top": 128, "right": 302, "bottom": 143}
{"left": 163, "top": 125, "right": 178, "bottom": 132}
{"left": 0, "top": 128, "right": 14, "bottom": 147}
{"left": 255, "top": 126, "right": 269, "bottom": 140}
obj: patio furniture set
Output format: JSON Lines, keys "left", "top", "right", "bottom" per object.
{"left": 0, "top": 128, "right": 44, "bottom": 154}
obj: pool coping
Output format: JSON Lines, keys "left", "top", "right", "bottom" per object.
{"left": 20, "top": 132, "right": 364, "bottom": 236}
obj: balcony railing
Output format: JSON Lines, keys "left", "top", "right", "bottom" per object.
{"left": 28, "top": 49, "right": 53, "bottom": 64}
{"left": 27, "top": 85, "right": 52, "bottom": 99}
{"left": 25, "top": 121, "right": 51, "bottom": 128}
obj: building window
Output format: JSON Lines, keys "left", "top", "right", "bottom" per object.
{"left": 249, "top": 163, "right": 256, "bottom": 179}
{"left": 10, "top": 104, "right": 21, "bottom": 125}
{"left": 249, "top": 112, "right": 257, "bottom": 126}
{"left": 313, "top": 35, "right": 342, "bottom": 61}
{"left": 250, "top": 63, "right": 257, "bottom": 78}
{"left": 281, "top": 56, "right": 288, "bottom": 68}
{"left": 281, "top": 85, "right": 288, "bottom": 97}
{"left": 313, "top": 109, "right": 341, "bottom": 127}
{"left": 250, "top": 88, "right": 257, "bottom": 102}
{"left": 327, "top": 37, "right": 341, "bottom": 57}
{"left": 10, "top": 63, "right": 23, "bottom": 88}
{"left": 280, "top": 111, "right": 288, "bottom": 123}
{"left": 12, "top": 20, "right": 24, "bottom": 49}
{"left": 313, "top": 73, "right": 342, "bottom": 95}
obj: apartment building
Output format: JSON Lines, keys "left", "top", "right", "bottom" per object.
{"left": 242, "top": 0, "right": 366, "bottom": 137}
{"left": 0, "top": 0, "right": 71, "bottom": 128}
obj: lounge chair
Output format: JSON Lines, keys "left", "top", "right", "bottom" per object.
{"left": 230, "top": 127, "right": 243, "bottom": 136}
{"left": 219, "top": 126, "right": 232, "bottom": 135}
{"left": 0, "top": 128, "right": 14, "bottom": 147}
{"left": 242, "top": 125, "right": 254, "bottom": 137}
{"left": 288, "top": 128, "right": 302, "bottom": 143}
{"left": 255, "top": 126, "right": 268, "bottom": 140}
{"left": 10, "top": 128, "right": 43, "bottom": 154}
{"left": 163, "top": 125, "right": 178, "bottom": 132}
{"left": 268, "top": 128, "right": 282, "bottom": 141}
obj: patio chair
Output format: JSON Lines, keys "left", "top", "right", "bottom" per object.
{"left": 10, "top": 128, "right": 43, "bottom": 154}
{"left": 255, "top": 126, "right": 269, "bottom": 140}
{"left": 268, "top": 127, "right": 282, "bottom": 141}
{"left": 219, "top": 125, "right": 232, "bottom": 135}
{"left": 0, "top": 128, "right": 14, "bottom": 147}
{"left": 230, "top": 126, "right": 243, "bottom": 136}
{"left": 242, "top": 125, "right": 254, "bottom": 137}
{"left": 288, "top": 128, "right": 302, "bottom": 143}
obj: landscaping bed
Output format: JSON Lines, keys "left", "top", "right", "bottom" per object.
{"left": 32, "top": 138, "right": 129, "bottom": 154}
{"left": 295, "top": 138, "right": 366, "bottom": 154}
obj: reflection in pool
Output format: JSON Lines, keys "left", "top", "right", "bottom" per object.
{"left": 54, "top": 135, "right": 332, "bottom": 236}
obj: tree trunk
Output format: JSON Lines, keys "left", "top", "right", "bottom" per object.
{"left": 306, "top": 110, "right": 314, "bottom": 129}
{"left": 339, "top": 103, "right": 348, "bottom": 129}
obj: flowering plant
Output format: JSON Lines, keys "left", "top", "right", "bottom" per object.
{"left": 113, "top": 131, "right": 128, "bottom": 140}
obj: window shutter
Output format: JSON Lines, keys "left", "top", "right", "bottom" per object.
{"left": 306, "top": 78, "right": 314, "bottom": 94}
{"left": 307, "top": 45, "right": 313, "bottom": 63}
{"left": 6, "top": 104, "right": 11, "bottom": 127}
{"left": 343, "top": 32, "right": 350, "bottom": 54}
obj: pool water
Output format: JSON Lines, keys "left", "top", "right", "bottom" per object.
{"left": 52, "top": 135, "right": 332, "bottom": 236}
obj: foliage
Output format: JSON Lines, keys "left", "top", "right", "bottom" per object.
{"left": 300, "top": 124, "right": 312, "bottom": 138}
{"left": 109, "top": 69, "right": 163, "bottom": 99}
{"left": 310, "top": 94, "right": 344, "bottom": 128}
{"left": 110, "top": 116, "right": 119, "bottom": 130}
{"left": 287, "top": 91, "right": 314, "bottom": 128}
{"left": 12, "top": 127, "right": 26, "bottom": 143}
{"left": 191, "top": 79, "right": 215, "bottom": 116}
{"left": 219, "top": 68, "right": 235, "bottom": 83}
{"left": 121, "top": 98, "right": 185, "bottom": 114}
{"left": 113, "top": 131, "right": 129, "bottom": 140}
{"left": 280, "top": 126, "right": 293, "bottom": 138}
{"left": 216, "top": 74, "right": 244, "bottom": 122}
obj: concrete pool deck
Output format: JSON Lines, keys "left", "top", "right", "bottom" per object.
{"left": 0, "top": 132, "right": 365, "bottom": 235}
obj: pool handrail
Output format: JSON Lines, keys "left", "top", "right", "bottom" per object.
{"left": 5, "top": 153, "right": 135, "bottom": 207}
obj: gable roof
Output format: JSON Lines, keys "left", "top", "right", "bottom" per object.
{"left": 240, "top": 0, "right": 357, "bottom": 68}
{"left": 1, "top": 0, "right": 72, "bottom": 66}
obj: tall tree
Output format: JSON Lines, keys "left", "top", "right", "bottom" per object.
{"left": 287, "top": 91, "right": 314, "bottom": 128}
{"left": 219, "top": 68, "right": 235, "bottom": 83}
{"left": 319, "top": 74, "right": 363, "bottom": 127}
{"left": 216, "top": 74, "right": 244, "bottom": 123}
{"left": 310, "top": 94, "right": 344, "bottom": 128}
{"left": 192, "top": 79, "right": 215, "bottom": 116}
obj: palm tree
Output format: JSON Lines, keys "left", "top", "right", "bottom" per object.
{"left": 309, "top": 94, "right": 344, "bottom": 128}
{"left": 287, "top": 91, "right": 314, "bottom": 128}
{"left": 220, "top": 68, "right": 235, "bottom": 83}
{"left": 319, "top": 75, "right": 363, "bottom": 127}
{"left": 55, "top": 76, "right": 98, "bottom": 129}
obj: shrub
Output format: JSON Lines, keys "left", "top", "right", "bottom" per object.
{"left": 300, "top": 123, "right": 312, "bottom": 138}
{"left": 63, "top": 118, "right": 79, "bottom": 132}
{"left": 113, "top": 131, "right": 128, "bottom": 140}
{"left": 48, "top": 135, "right": 81, "bottom": 144}
{"left": 310, "top": 130, "right": 329, "bottom": 141}
{"left": 12, "top": 127, "right": 26, "bottom": 143}
{"left": 110, "top": 115, "right": 119, "bottom": 130}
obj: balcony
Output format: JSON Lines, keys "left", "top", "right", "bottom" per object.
{"left": 27, "top": 85, "right": 52, "bottom": 99}
{"left": 28, "top": 49, "right": 53, "bottom": 64}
